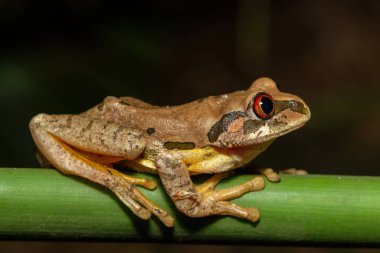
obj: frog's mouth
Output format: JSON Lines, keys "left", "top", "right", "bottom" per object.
{"left": 246, "top": 120, "right": 308, "bottom": 145}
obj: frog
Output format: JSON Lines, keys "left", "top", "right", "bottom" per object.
{"left": 29, "top": 77, "right": 310, "bottom": 227}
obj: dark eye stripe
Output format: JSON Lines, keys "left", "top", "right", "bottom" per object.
{"left": 207, "top": 111, "right": 245, "bottom": 143}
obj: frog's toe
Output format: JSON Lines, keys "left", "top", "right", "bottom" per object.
{"left": 143, "top": 179, "right": 158, "bottom": 190}
{"left": 131, "top": 177, "right": 157, "bottom": 190}
{"left": 158, "top": 211, "right": 175, "bottom": 227}
{"left": 246, "top": 207, "right": 260, "bottom": 222}
{"left": 212, "top": 201, "right": 261, "bottom": 223}
{"left": 111, "top": 183, "right": 152, "bottom": 220}
{"left": 259, "top": 168, "right": 281, "bottom": 182}
{"left": 117, "top": 171, "right": 158, "bottom": 190}
{"left": 281, "top": 168, "right": 308, "bottom": 175}
{"left": 133, "top": 207, "right": 151, "bottom": 220}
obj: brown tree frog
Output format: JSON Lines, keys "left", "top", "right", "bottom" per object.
{"left": 30, "top": 77, "right": 310, "bottom": 227}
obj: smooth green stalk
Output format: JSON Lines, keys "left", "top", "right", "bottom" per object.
{"left": 0, "top": 168, "right": 379, "bottom": 246}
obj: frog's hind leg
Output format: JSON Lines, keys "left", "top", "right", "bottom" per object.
{"left": 156, "top": 153, "right": 264, "bottom": 222}
{"left": 30, "top": 114, "right": 174, "bottom": 227}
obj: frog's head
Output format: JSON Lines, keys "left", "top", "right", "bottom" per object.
{"left": 207, "top": 77, "right": 311, "bottom": 147}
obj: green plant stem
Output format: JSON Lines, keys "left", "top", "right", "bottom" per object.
{"left": 0, "top": 168, "right": 379, "bottom": 245}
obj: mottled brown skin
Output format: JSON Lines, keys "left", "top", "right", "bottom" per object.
{"left": 29, "top": 77, "right": 311, "bottom": 227}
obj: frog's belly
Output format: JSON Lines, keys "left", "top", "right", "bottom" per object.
{"left": 121, "top": 144, "right": 270, "bottom": 175}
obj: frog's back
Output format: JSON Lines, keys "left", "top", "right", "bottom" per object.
{"left": 82, "top": 91, "right": 246, "bottom": 148}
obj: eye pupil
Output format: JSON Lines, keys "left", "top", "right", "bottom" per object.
{"left": 260, "top": 96, "right": 273, "bottom": 115}
{"left": 252, "top": 93, "right": 274, "bottom": 119}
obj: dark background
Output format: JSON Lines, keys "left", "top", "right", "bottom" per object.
{"left": 0, "top": 0, "right": 379, "bottom": 251}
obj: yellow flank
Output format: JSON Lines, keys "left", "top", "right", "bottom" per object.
{"left": 122, "top": 158, "right": 157, "bottom": 174}
{"left": 126, "top": 146, "right": 245, "bottom": 175}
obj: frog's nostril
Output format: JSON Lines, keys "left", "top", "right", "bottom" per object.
{"left": 289, "top": 100, "right": 297, "bottom": 109}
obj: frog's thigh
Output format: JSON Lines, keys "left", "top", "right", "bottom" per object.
{"left": 32, "top": 113, "right": 145, "bottom": 159}
{"left": 30, "top": 116, "right": 174, "bottom": 227}
{"left": 156, "top": 153, "right": 264, "bottom": 222}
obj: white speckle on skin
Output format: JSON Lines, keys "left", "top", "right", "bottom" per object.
{"left": 248, "top": 125, "right": 270, "bottom": 139}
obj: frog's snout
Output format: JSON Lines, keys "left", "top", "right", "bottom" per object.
{"left": 289, "top": 99, "right": 311, "bottom": 119}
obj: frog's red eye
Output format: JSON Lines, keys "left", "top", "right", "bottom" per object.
{"left": 252, "top": 92, "right": 274, "bottom": 119}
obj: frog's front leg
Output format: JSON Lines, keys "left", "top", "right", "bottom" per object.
{"left": 156, "top": 153, "right": 264, "bottom": 222}
{"left": 30, "top": 114, "right": 174, "bottom": 227}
